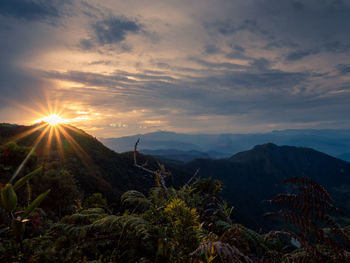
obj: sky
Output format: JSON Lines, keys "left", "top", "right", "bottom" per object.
{"left": 0, "top": 0, "right": 350, "bottom": 138}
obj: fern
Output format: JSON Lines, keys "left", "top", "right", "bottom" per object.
{"left": 121, "top": 190, "right": 150, "bottom": 213}
{"left": 190, "top": 241, "right": 253, "bottom": 263}
{"left": 91, "top": 215, "right": 150, "bottom": 240}
{"left": 215, "top": 220, "right": 232, "bottom": 231}
{"left": 221, "top": 224, "right": 269, "bottom": 258}
{"left": 62, "top": 208, "right": 106, "bottom": 225}
{"left": 266, "top": 176, "right": 350, "bottom": 262}
{"left": 31, "top": 210, "right": 152, "bottom": 262}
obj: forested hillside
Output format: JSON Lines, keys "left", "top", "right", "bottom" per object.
{"left": 186, "top": 143, "right": 350, "bottom": 230}
{"left": 0, "top": 123, "right": 189, "bottom": 200}
{"left": 1, "top": 123, "right": 350, "bottom": 262}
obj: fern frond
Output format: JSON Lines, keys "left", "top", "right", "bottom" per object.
{"left": 91, "top": 215, "right": 150, "bottom": 240}
{"left": 190, "top": 241, "right": 253, "bottom": 263}
{"left": 215, "top": 220, "right": 232, "bottom": 231}
{"left": 121, "top": 190, "right": 150, "bottom": 212}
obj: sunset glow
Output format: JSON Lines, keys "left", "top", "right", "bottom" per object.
{"left": 42, "top": 114, "right": 68, "bottom": 126}
{"left": 1, "top": 0, "right": 350, "bottom": 137}
{"left": 9, "top": 107, "right": 95, "bottom": 174}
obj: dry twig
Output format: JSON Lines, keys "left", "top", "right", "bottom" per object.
{"left": 183, "top": 168, "right": 200, "bottom": 189}
{"left": 133, "top": 138, "right": 170, "bottom": 190}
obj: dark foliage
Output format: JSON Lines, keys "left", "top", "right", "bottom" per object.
{"left": 1, "top": 124, "right": 350, "bottom": 262}
{"left": 266, "top": 176, "right": 350, "bottom": 262}
{"left": 185, "top": 143, "right": 350, "bottom": 230}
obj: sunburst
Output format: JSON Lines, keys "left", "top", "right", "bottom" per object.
{"left": 41, "top": 114, "right": 68, "bottom": 126}
{"left": 9, "top": 105, "right": 95, "bottom": 181}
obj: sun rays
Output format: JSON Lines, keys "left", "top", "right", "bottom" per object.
{"left": 41, "top": 114, "right": 68, "bottom": 126}
{"left": 9, "top": 106, "right": 97, "bottom": 178}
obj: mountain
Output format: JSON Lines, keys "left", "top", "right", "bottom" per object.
{"left": 0, "top": 123, "right": 189, "bottom": 201}
{"left": 140, "top": 149, "right": 211, "bottom": 162}
{"left": 2, "top": 123, "right": 350, "bottom": 231}
{"left": 185, "top": 143, "right": 350, "bottom": 230}
{"left": 101, "top": 129, "right": 350, "bottom": 161}
{"left": 100, "top": 131, "right": 203, "bottom": 152}
{"left": 338, "top": 153, "right": 350, "bottom": 162}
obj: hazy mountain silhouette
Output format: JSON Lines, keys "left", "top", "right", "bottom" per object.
{"left": 101, "top": 130, "right": 350, "bottom": 162}
{"left": 338, "top": 153, "right": 350, "bottom": 162}
{"left": 140, "top": 149, "right": 211, "bottom": 162}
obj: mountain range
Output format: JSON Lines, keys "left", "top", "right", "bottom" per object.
{"left": 1, "top": 123, "right": 350, "bottom": 231}
{"left": 100, "top": 130, "right": 350, "bottom": 162}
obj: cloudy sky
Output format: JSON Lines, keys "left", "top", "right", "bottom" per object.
{"left": 0, "top": 0, "right": 350, "bottom": 137}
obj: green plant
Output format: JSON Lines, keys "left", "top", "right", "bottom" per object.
{"left": 84, "top": 193, "right": 108, "bottom": 209}
{"left": 0, "top": 166, "right": 50, "bottom": 246}
{"left": 121, "top": 190, "right": 150, "bottom": 213}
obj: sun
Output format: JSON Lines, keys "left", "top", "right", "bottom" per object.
{"left": 42, "top": 114, "right": 67, "bottom": 126}
{"left": 11, "top": 105, "right": 92, "bottom": 181}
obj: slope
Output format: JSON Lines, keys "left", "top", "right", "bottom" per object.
{"left": 185, "top": 143, "right": 350, "bottom": 230}
{"left": 0, "top": 123, "right": 189, "bottom": 201}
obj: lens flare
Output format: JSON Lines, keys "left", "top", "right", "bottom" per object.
{"left": 7, "top": 96, "right": 98, "bottom": 178}
{"left": 42, "top": 114, "right": 67, "bottom": 126}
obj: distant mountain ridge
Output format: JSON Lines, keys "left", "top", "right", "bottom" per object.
{"left": 185, "top": 143, "right": 350, "bottom": 230}
{"left": 140, "top": 149, "right": 211, "bottom": 162}
{"left": 338, "top": 153, "right": 350, "bottom": 162}
{"left": 100, "top": 129, "right": 350, "bottom": 162}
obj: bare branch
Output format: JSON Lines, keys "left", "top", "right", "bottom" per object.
{"left": 133, "top": 139, "right": 169, "bottom": 190}
{"left": 133, "top": 138, "right": 140, "bottom": 166}
{"left": 183, "top": 168, "right": 200, "bottom": 189}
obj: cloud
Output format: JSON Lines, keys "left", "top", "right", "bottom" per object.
{"left": 92, "top": 16, "right": 141, "bottom": 45}
{"left": 285, "top": 41, "right": 350, "bottom": 61}
{"left": 249, "top": 58, "right": 271, "bottom": 71}
{"left": 292, "top": 1, "right": 305, "bottom": 11}
{"left": 0, "top": 0, "right": 70, "bottom": 117}
{"left": 1, "top": 0, "right": 350, "bottom": 135}
{"left": 285, "top": 49, "right": 320, "bottom": 61}
{"left": 189, "top": 57, "right": 246, "bottom": 70}
{"left": 80, "top": 39, "right": 94, "bottom": 50}
{"left": 0, "top": 0, "right": 69, "bottom": 21}
{"left": 336, "top": 64, "right": 350, "bottom": 75}
{"left": 207, "top": 19, "right": 273, "bottom": 39}
{"left": 323, "top": 41, "right": 350, "bottom": 53}
{"left": 42, "top": 60, "right": 350, "bottom": 136}
{"left": 42, "top": 59, "right": 310, "bottom": 118}
{"left": 204, "top": 44, "right": 221, "bottom": 55}
{"left": 78, "top": 14, "right": 144, "bottom": 51}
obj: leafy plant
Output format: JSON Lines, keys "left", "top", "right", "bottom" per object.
{"left": 84, "top": 193, "right": 108, "bottom": 209}
{"left": 121, "top": 190, "right": 150, "bottom": 213}
{"left": 0, "top": 166, "right": 50, "bottom": 262}
{"left": 1, "top": 167, "right": 50, "bottom": 237}
{"left": 266, "top": 177, "right": 350, "bottom": 262}
{"left": 190, "top": 241, "right": 253, "bottom": 263}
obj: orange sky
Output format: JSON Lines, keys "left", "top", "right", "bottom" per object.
{"left": 1, "top": 0, "right": 350, "bottom": 138}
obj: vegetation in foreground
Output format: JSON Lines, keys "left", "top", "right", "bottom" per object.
{"left": 0, "top": 175, "right": 349, "bottom": 262}
{"left": 0, "top": 139, "right": 350, "bottom": 262}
